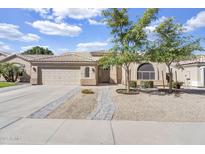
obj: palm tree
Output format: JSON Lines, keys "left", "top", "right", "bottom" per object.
{"left": 0, "top": 62, "right": 25, "bottom": 82}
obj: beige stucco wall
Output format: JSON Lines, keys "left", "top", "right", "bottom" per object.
{"left": 121, "top": 62, "right": 167, "bottom": 86}
{"left": 171, "top": 64, "right": 205, "bottom": 87}
{"left": 81, "top": 65, "right": 98, "bottom": 86}
{"left": 0, "top": 55, "right": 6, "bottom": 60}
{"left": 109, "top": 66, "right": 122, "bottom": 84}
{"left": 30, "top": 65, "right": 38, "bottom": 85}
{"left": 110, "top": 66, "right": 118, "bottom": 84}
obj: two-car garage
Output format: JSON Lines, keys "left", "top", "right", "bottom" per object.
{"left": 39, "top": 67, "right": 81, "bottom": 85}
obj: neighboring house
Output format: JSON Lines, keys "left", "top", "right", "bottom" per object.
{"left": 0, "top": 51, "right": 11, "bottom": 81}
{"left": 0, "top": 51, "right": 205, "bottom": 87}
{"left": 171, "top": 56, "right": 205, "bottom": 87}
{"left": 0, "top": 51, "right": 10, "bottom": 61}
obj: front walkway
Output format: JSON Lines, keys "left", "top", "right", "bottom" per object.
{"left": 1, "top": 118, "right": 205, "bottom": 144}
{"left": 87, "top": 86, "right": 115, "bottom": 120}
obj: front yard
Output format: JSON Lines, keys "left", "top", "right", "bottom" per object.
{"left": 47, "top": 88, "right": 98, "bottom": 119}
{"left": 45, "top": 85, "right": 205, "bottom": 122}
{"left": 0, "top": 82, "right": 16, "bottom": 88}
{"left": 112, "top": 87, "right": 205, "bottom": 122}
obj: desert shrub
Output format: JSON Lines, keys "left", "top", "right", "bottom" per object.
{"left": 81, "top": 89, "right": 94, "bottom": 94}
{"left": 140, "top": 81, "right": 154, "bottom": 88}
{"left": 172, "top": 81, "right": 183, "bottom": 89}
{"left": 130, "top": 81, "right": 137, "bottom": 88}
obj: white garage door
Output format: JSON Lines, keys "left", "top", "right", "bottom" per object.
{"left": 40, "top": 67, "right": 81, "bottom": 85}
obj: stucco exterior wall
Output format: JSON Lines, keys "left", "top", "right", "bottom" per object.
{"left": 30, "top": 65, "right": 38, "bottom": 85}
{"left": 0, "top": 55, "right": 6, "bottom": 60}
{"left": 121, "top": 62, "right": 167, "bottom": 86}
{"left": 110, "top": 66, "right": 118, "bottom": 84}
{"left": 81, "top": 65, "right": 98, "bottom": 85}
{"left": 171, "top": 64, "right": 205, "bottom": 87}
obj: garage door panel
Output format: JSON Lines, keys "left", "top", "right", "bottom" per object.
{"left": 40, "top": 68, "right": 80, "bottom": 85}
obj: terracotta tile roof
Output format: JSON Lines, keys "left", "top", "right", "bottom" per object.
{"left": 179, "top": 55, "right": 205, "bottom": 65}
{"left": 0, "top": 51, "right": 11, "bottom": 56}
{"left": 18, "top": 54, "right": 54, "bottom": 61}
{"left": 27, "top": 53, "right": 96, "bottom": 62}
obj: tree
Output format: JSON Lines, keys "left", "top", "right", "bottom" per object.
{"left": 22, "top": 46, "right": 54, "bottom": 55}
{"left": 99, "top": 8, "right": 158, "bottom": 93}
{"left": 0, "top": 62, "right": 24, "bottom": 82}
{"left": 145, "top": 18, "right": 203, "bottom": 93}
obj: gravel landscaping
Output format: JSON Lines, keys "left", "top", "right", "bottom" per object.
{"left": 46, "top": 88, "right": 98, "bottom": 119}
{"left": 112, "top": 86, "right": 205, "bottom": 122}
{"left": 46, "top": 85, "right": 205, "bottom": 122}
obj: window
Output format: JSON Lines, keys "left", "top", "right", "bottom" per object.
{"left": 137, "top": 63, "right": 155, "bottom": 80}
{"left": 85, "top": 67, "right": 90, "bottom": 77}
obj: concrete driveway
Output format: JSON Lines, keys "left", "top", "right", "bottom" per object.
{"left": 0, "top": 85, "right": 79, "bottom": 118}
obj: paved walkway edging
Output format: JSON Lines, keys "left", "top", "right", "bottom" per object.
{"left": 28, "top": 86, "right": 80, "bottom": 119}
{"left": 87, "top": 87, "right": 115, "bottom": 120}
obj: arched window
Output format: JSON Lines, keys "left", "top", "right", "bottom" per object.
{"left": 85, "top": 67, "right": 90, "bottom": 77}
{"left": 137, "top": 63, "right": 155, "bottom": 80}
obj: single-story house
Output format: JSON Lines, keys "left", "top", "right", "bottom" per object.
{"left": 0, "top": 51, "right": 205, "bottom": 87}
{"left": 0, "top": 51, "right": 122, "bottom": 85}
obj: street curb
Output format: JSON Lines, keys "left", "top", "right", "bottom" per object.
{"left": 28, "top": 86, "right": 80, "bottom": 119}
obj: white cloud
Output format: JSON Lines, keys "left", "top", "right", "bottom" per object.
{"left": 55, "top": 48, "right": 70, "bottom": 55}
{"left": 26, "top": 8, "right": 51, "bottom": 19}
{"left": 145, "top": 16, "right": 168, "bottom": 32}
{"left": 76, "top": 41, "right": 108, "bottom": 51}
{"left": 52, "top": 8, "right": 104, "bottom": 22}
{"left": 88, "top": 19, "right": 106, "bottom": 25}
{"left": 144, "top": 16, "right": 168, "bottom": 42}
{"left": 58, "top": 48, "right": 69, "bottom": 52}
{"left": 0, "top": 41, "right": 13, "bottom": 51}
{"left": 0, "top": 23, "right": 40, "bottom": 42}
{"left": 27, "top": 20, "right": 82, "bottom": 36}
{"left": 184, "top": 11, "right": 205, "bottom": 32}
{"left": 20, "top": 45, "right": 49, "bottom": 52}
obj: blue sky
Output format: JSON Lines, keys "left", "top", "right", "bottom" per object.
{"left": 0, "top": 8, "right": 205, "bottom": 55}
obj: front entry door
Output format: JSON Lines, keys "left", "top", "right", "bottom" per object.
{"left": 98, "top": 67, "right": 110, "bottom": 83}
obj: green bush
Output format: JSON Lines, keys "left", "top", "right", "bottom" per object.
{"left": 140, "top": 81, "right": 154, "bottom": 88}
{"left": 130, "top": 81, "right": 137, "bottom": 88}
{"left": 172, "top": 81, "right": 183, "bottom": 89}
{"left": 81, "top": 89, "right": 94, "bottom": 94}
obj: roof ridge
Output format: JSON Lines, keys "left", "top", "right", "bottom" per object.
{"left": 73, "top": 53, "right": 94, "bottom": 61}
{"left": 37, "top": 53, "right": 95, "bottom": 62}
{"left": 18, "top": 54, "right": 55, "bottom": 61}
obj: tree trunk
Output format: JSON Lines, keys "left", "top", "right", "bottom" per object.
{"left": 161, "top": 71, "right": 165, "bottom": 89}
{"left": 125, "top": 67, "right": 130, "bottom": 93}
{"left": 175, "top": 70, "right": 177, "bottom": 82}
{"left": 167, "top": 65, "right": 173, "bottom": 93}
{"left": 14, "top": 73, "right": 19, "bottom": 82}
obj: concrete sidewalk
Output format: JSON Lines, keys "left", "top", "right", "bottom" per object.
{"left": 1, "top": 118, "right": 205, "bottom": 145}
